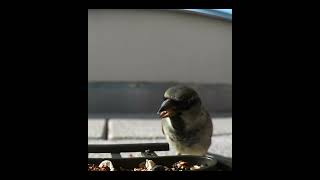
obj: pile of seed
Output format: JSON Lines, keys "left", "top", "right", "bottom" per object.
{"left": 88, "top": 159, "right": 206, "bottom": 171}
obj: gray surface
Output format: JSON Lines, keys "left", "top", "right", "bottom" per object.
{"left": 108, "top": 119, "right": 163, "bottom": 140}
{"left": 88, "top": 9, "right": 232, "bottom": 84}
{"left": 88, "top": 119, "right": 107, "bottom": 139}
{"left": 108, "top": 118, "right": 232, "bottom": 139}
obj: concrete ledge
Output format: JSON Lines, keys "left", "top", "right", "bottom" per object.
{"left": 213, "top": 118, "right": 232, "bottom": 135}
{"left": 209, "top": 135, "right": 232, "bottom": 158}
{"left": 88, "top": 119, "right": 107, "bottom": 139}
{"left": 108, "top": 119, "right": 164, "bottom": 140}
{"left": 107, "top": 118, "right": 232, "bottom": 139}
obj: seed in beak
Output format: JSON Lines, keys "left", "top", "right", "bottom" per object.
{"left": 159, "top": 110, "right": 174, "bottom": 118}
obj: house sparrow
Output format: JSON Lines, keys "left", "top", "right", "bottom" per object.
{"left": 158, "top": 85, "right": 213, "bottom": 156}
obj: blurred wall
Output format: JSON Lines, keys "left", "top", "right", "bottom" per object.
{"left": 88, "top": 10, "right": 232, "bottom": 116}
{"left": 88, "top": 9, "right": 232, "bottom": 84}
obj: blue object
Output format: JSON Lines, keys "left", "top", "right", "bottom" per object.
{"left": 182, "top": 9, "right": 232, "bottom": 21}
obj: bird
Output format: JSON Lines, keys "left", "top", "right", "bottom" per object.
{"left": 157, "top": 85, "right": 213, "bottom": 156}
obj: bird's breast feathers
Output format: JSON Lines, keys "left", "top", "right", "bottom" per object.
{"left": 162, "top": 108, "right": 213, "bottom": 141}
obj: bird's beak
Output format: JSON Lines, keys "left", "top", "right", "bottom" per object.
{"left": 157, "top": 99, "right": 175, "bottom": 118}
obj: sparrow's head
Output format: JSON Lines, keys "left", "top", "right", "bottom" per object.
{"left": 157, "top": 85, "right": 201, "bottom": 118}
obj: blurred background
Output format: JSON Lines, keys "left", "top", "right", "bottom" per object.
{"left": 88, "top": 9, "right": 232, "bottom": 158}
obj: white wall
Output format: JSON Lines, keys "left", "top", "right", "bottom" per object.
{"left": 88, "top": 9, "right": 232, "bottom": 84}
